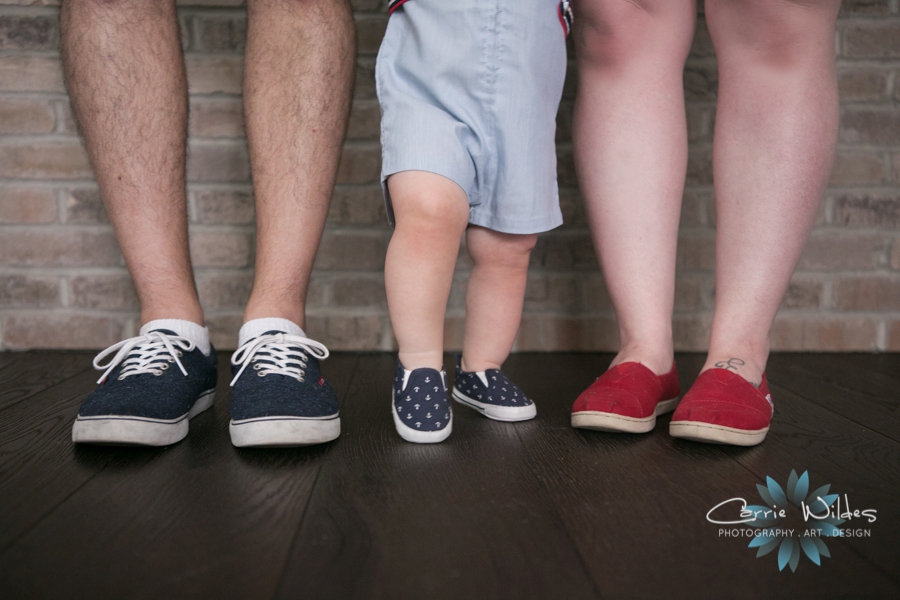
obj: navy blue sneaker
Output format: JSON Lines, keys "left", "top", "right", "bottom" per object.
{"left": 392, "top": 359, "right": 452, "bottom": 443}
{"left": 452, "top": 356, "right": 536, "bottom": 422}
{"left": 229, "top": 318, "right": 339, "bottom": 447}
{"left": 72, "top": 320, "right": 217, "bottom": 446}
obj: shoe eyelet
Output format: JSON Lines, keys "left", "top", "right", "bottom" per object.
{"left": 253, "top": 363, "right": 262, "bottom": 370}
{"left": 176, "top": 351, "right": 183, "bottom": 357}
{"left": 160, "top": 363, "right": 169, "bottom": 370}
{"left": 118, "top": 374, "right": 125, "bottom": 381}
{"left": 258, "top": 372, "right": 266, "bottom": 377}
{"left": 154, "top": 371, "right": 163, "bottom": 377}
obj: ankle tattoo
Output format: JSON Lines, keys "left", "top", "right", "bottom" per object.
{"left": 714, "top": 357, "right": 745, "bottom": 372}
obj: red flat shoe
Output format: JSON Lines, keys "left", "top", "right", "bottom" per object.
{"left": 669, "top": 369, "right": 774, "bottom": 446}
{"left": 571, "top": 362, "right": 680, "bottom": 433}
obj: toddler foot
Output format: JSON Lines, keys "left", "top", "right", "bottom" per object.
{"left": 392, "top": 359, "right": 452, "bottom": 443}
{"left": 452, "top": 356, "right": 536, "bottom": 422}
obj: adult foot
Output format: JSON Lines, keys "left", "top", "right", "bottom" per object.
{"left": 72, "top": 319, "right": 217, "bottom": 446}
{"left": 669, "top": 369, "right": 774, "bottom": 446}
{"left": 229, "top": 318, "right": 339, "bottom": 447}
{"left": 571, "top": 362, "right": 680, "bottom": 433}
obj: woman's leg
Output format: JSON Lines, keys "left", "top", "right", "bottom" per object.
{"left": 384, "top": 171, "right": 471, "bottom": 371}
{"left": 573, "top": 0, "right": 697, "bottom": 375}
{"left": 461, "top": 227, "right": 538, "bottom": 372}
{"left": 703, "top": 0, "right": 841, "bottom": 384}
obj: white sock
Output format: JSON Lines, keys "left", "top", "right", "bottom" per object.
{"left": 238, "top": 317, "right": 305, "bottom": 346}
{"left": 141, "top": 319, "right": 211, "bottom": 356}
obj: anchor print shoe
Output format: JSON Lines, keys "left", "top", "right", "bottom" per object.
{"left": 392, "top": 359, "right": 452, "bottom": 444}
{"left": 451, "top": 356, "right": 536, "bottom": 422}
{"left": 669, "top": 369, "right": 774, "bottom": 446}
{"left": 229, "top": 318, "right": 340, "bottom": 447}
{"left": 571, "top": 362, "right": 680, "bottom": 433}
{"left": 72, "top": 319, "right": 218, "bottom": 446}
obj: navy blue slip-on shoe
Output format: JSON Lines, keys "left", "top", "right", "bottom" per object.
{"left": 392, "top": 359, "right": 452, "bottom": 444}
{"left": 452, "top": 355, "right": 536, "bottom": 422}
{"left": 229, "top": 329, "right": 339, "bottom": 447}
{"left": 72, "top": 323, "right": 217, "bottom": 446}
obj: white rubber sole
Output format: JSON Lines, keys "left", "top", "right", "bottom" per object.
{"left": 230, "top": 414, "right": 340, "bottom": 447}
{"left": 570, "top": 396, "right": 680, "bottom": 434}
{"left": 392, "top": 391, "right": 452, "bottom": 444}
{"left": 451, "top": 388, "right": 536, "bottom": 422}
{"left": 71, "top": 388, "right": 216, "bottom": 446}
{"left": 669, "top": 421, "right": 769, "bottom": 446}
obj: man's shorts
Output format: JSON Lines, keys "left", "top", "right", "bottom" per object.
{"left": 376, "top": 0, "right": 571, "bottom": 235}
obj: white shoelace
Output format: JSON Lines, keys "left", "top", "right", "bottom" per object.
{"left": 93, "top": 331, "right": 195, "bottom": 384}
{"left": 230, "top": 333, "right": 329, "bottom": 387}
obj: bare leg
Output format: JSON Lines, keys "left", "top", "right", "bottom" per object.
{"left": 60, "top": 0, "right": 202, "bottom": 325}
{"left": 703, "top": 0, "right": 841, "bottom": 384}
{"left": 461, "top": 227, "right": 537, "bottom": 372}
{"left": 384, "top": 172, "right": 470, "bottom": 371}
{"left": 573, "top": 0, "right": 696, "bottom": 375}
{"left": 241, "top": 0, "right": 355, "bottom": 329}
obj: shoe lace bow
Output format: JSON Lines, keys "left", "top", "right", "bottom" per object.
{"left": 230, "top": 333, "right": 329, "bottom": 387}
{"left": 93, "top": 331, "right": 195, "bottom": 384}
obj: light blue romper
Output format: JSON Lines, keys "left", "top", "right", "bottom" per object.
{"left": 377, "top": 0, "right": 572, "bottom": 235}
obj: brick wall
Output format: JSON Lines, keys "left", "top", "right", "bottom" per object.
{"left": 1, "top": 0, "right": 899, "bottom": 351}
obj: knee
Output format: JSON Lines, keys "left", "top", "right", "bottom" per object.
{"left": 705, "top": 0, "right": 840, "bottom": 69}
{"left": 467, "top": 231, "right": 538, "bottom": 270}
{"left": 574, "top": 0, "right": 693, "bottom": 70}
{"left": 393, "top": 191, "right": 469, "bottom": 242}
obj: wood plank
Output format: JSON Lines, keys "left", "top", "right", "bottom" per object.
{"left": 0, "top": 353, "right": 358, "bottom": 599}
{"left": 765, "top": 354, "right": 900, "bottom": 442}
{"left": 275, "top": 353, "right": 599, "bottom": 600}
{"left": 503, "top": 352, "right": 898, "bottom": 599}
{"left": 0, "top": 351, "right": 93, "bottom": 413}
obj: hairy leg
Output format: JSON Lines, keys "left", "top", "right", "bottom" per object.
{"left": 60, "top": 0, "right": 201, "bottom": 325}
{"left": 573, "top": 0, "right": 696, "bottom": 375}
{"left": 385, "top": 172, "right": 470, "bottom": 371}
{"left": 703, "top": 0, "right": 841, "bottom": 384}
{"left": 461, "top": 227, "right": 537, "bottom": 372}
{"left": 242, "top": 0, "right": 355, "bottom": 328}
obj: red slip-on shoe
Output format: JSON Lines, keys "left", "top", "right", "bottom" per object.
{"left": 669, "top": 369, "right": 774, "bottom": 446}
{"left": 571, "top": 362, "right": 680, "bottom": 433}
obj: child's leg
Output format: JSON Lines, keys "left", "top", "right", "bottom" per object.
{"left": 385, "top": 171, "right": 471, "bottom": 370}
{"left": 461, "top": 226, "right": 538, "bottom": 372}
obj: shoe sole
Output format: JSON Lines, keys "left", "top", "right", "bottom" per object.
{"left": 570, "top": 396, "right": 680, "bottom": 433}
{"left": 669, "top": 421, "right": 769, "bottom": 446}
{"left": 451, "top": 388, "right": 536, "bottom": 422}
{"left": 230, "top": 415, "right": 340, "bottom": 448}
{"left": 71, "top": 388, "right": 216, "bottom": 446}
{"left": 392, "top": 390, "right": 451, "bottom": 444}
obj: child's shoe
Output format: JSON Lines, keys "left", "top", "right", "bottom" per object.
{"left": 451, "top": 356, "right": 536, "bottom": 422}
{"left": 392, "top": 360, "right": 452, "bottom": 443}
{"left": 669, "top": 369, "right": 773, "bottom": 446}
{"left": 72, "top": 319, "right": 217, "bottom": 446}
{"left": 571, "top": 362, "right": 680, "bottom": 433}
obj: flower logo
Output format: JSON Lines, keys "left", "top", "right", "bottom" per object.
{"left": 745, "top": 470, "right": 845, "bottom": 572}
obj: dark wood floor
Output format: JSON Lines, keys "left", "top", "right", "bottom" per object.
{"left": 0, "top": 352, "right": 898, "bottom": 599}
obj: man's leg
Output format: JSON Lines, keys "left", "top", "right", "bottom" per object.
{"left": 702, "top": 0, "right": 841, "bottom": 384}
{"left": 60, "top": 0, "right": 202, "bottom": 325}
{"left": 242, "top": 0, "right": 356, "bottom": 328}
